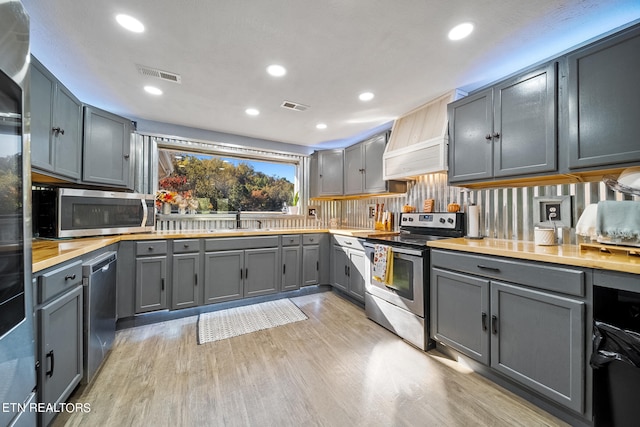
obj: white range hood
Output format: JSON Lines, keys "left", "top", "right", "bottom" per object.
{"left": 383, "top": 89, "right": 466, "bottom": 180}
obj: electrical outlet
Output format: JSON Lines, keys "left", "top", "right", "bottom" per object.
{"left": 367, "top": 204, "right": 376, "bottom": 219}
{"left": 544, "top": 203, "right": 561, "bottom": 221}
{"left": 533, "top": 196, "right": 573, "bottom": 228}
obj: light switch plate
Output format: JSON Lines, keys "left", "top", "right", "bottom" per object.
{"left": 307, "top": 205, "right": 319, "bottom": 219}
{"left": 533, "top": 196, "right": 573, "bottom": 228}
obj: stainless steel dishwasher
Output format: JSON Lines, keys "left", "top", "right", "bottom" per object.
{"left": 82, "top": 251, "right": 117, "bottom": 384}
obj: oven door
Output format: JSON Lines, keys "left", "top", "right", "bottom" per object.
{"left": 364, "top": 243, "right": 425, "bottom": 317}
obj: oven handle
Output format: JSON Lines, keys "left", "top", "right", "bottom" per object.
{"left": 363, "top": 242, "right": 424, "bottom": 257}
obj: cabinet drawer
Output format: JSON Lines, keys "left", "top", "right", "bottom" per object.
{"left": 431, "top": 249, "right": 585, "bottom": 297}
{"left": 135, "top": 240, "right": 168, "bottom": 256}
{"left": 303, "top": 234, "right": 323, "bottom": 245}
{"left": 281, "top": 235, "right": 301, "bottom": 246}
{"left": 37, "top": 260, "right": 83, "bottom": 303}
{"left": 173, "top": 239, "right": 201, "bottom": 254}
{"left": 332, "top": 235, "right": 364, "bottom": 251}
{"left": 205, "top": 236, "right": 279, "bottom": 251}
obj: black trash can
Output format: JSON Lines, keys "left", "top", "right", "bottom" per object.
{"left": 591, "top": 287, "right": 640, "bottom": 427}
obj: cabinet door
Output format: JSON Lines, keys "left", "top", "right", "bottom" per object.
{"left": 82, "top": 105, "right": 132, "bottom": 188}
{"left": 282, "top": 246, "right": 301, "bottom": 291}
{"left": 309, "top": 152, "right": 319, "bottom": 199}
{"left": 38, "top": 286, "right": 83, "bottom": 427}
{"left": 30, "top": 60, "right": 55, "bottom": 172}
{"left": 172, "top": 253, "right": 200, "bottom": 309}
{"left": 302, "top": 245, "right": 320, "bottom": 286}
{"left": 245, "top": 248, "right": 279, "bottom": 297}
{"left": 348, "top": 249, "right": 366, "bottom": 302}
{"left": 318, "top": 150, "right": 344, "bottom": 195}
{"left": 331, "top": 245, "right": 349, "bottom": 292}
{"left": 53, "top": 85, "right": 82, "bottom": 179}
{"left": 430, "top": 268, "right": 490, "bottom": 364}
{"left": 344, "top": 144, "right": 363, "bottom": 195}
{"left": 362, "top": 133, "right": 386, "bottom": 193}
{"left": 204, "top": 250, "right": 244, "bottom": 304}
{"left": 493, "top": 63, "right": 557, "bottom": 177}
{"left": 135, "top": 256, "right": 167, "bottom": 313}
{"left": 448, "top": 89, "right": 494, "bottom": 183}
{"left": 490, "top": 281, "right": 585, "bottom": 413}
{"left": 567, "top": 26, "right": 640, "bottom": 169}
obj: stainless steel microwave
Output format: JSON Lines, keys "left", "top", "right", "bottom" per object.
{"left": 33, "top": 188, "right": 155, "bottom": 238}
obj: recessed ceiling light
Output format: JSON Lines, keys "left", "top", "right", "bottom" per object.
{"left": 316, "top": 123, "right": 327, "bottom": 130}
{"left": 245, "top": 108, "right": 260, "bottom": 116}
{"left": 359, "top": 92, "right": 375, "bottom": 101}
{"left": 144, "top": 85, "right": 162, "bottom": 95}
{"left": 116, "top": 14, "right": 145, "bottom": 33}
{"left": 448, "top": 22, "right": 474, "bottom": 41}
{"left": 266, "top": 64, "right": 287, "bottom": 77}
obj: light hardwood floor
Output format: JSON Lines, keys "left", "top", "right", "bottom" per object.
{"left": 54, "top": 292, "right": 567, "bottom": 427}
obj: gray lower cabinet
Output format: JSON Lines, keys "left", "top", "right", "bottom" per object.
{"left": 30, "top": 56, "right": 83, "bottom": 181}
{"left": 331, "top": 236, "right": 366, "bottom": 302}
{"left": 567, "top": 24, "right": 640, "bottom": 169}
{"left": 82, "top": 105, "right": 133, "bottom": 189}
{"left": 302, "top": 245, "right": 320, "bottom": 286}
{"left": 37, "top": 285, "right": 83, "bottom": 427}
{"left": 204, "top": 250, "right": 244, "bottom": 304}
{"left": 282, "top": 245, "right": 301, "bottom": 291}
{"left": 134, "top": 241, "right": 168, "bottom": 313}
{"left": 448, "top": 61, "right": 557, "bottom": 184}
{"left": 171, "top": 239, "right": 201, "bottom": 309}
{"left": 204, "top": 239, "right": 279, "bottom": 303}
{"left": 430, "top": 250, "right": 586, "bottom": 414}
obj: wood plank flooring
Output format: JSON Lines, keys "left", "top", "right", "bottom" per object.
{"left": 53, "top": 292, "right": 567, "bottom": 427}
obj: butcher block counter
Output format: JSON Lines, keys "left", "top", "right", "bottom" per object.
{"left": 32, "top": 228, "right": 398, "bottom": 272}
{"left": 427, "top": 237, "right": 640, "bottom": 275}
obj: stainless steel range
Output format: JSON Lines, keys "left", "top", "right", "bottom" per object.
{"left": 363, "top": 212, "right": 465, "bottom": 350}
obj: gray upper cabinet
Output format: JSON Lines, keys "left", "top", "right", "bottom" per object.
{"left": 83, "top": 105, "right": 133, "bottom": 188}
{"left": 310, "top": 149, "right": 344, "bottom": 197}
{"left": 30, "top": 57, "right": 82, "bottom": 180}
{"left": 449, "top": 62, "right": 557, "bottom": 184}
{"left": 567, "top": 25, "right": 640, "bottom": 169}
{"left": 344, "top": 133, "right": 387, "bottom": 195}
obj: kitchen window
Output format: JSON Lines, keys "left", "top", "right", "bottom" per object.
{"left": 157, "top": 148, "right": 297, "bottom": 214}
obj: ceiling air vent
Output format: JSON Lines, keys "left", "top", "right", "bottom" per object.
{"left": 281, "top": 100, "right": 310, "bottom": 112}
{"left": 137, "top": 65, "right": 182, "bottom": 84}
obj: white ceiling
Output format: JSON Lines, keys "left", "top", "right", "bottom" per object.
{"left": 21, "top": 0, "right": 640, "bottom": 150}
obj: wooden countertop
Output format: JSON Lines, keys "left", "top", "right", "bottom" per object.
{"left": 32, "top": 229, "right": 397, "bottom": 273}
{"left": 427, "top": 237, "right": 640, "bottom": 275}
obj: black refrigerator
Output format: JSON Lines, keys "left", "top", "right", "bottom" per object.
{"left": 0, "top": 2, "right": 36, "bottom": 427}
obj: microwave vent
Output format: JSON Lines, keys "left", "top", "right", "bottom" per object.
{"left": 137, "top": 65, "right": 182, "bottom": 84}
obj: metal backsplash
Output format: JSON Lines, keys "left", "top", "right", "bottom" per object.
{"left": 317, "top": 173, "right": 639, "bottom": 243}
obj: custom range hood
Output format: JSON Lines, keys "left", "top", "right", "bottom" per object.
{"left": 383, "top": 89, "right": 466, "bottom": 180}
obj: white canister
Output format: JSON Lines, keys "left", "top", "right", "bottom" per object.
{"left": 534, "top": 227, "right": 556, "bottom": 246}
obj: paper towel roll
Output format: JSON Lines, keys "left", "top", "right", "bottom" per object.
{"left": 467, "top": 205, "right": 480, "bottom": 237}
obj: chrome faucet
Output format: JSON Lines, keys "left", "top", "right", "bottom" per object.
{"left": 235, "top": 205, "right": 242, "bottom": 229}
{"left": 256, "top": 220, "right": 262, "bottom": 229}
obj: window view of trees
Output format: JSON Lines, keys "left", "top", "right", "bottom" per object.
{"left": 157, "top": 150, "right": 295, "bottom": 213}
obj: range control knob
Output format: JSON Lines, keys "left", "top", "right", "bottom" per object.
{"left": 447, "top": 218, "right": 454, "bottom": 224}
{"left": 402, "top": 217, "right": 408, "bottom": 222}
{"left": 408, "top": 217, "right": 414, "bottom": 222}
{"left": 439, "top": 218, "right": 446, "bottom": 224}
